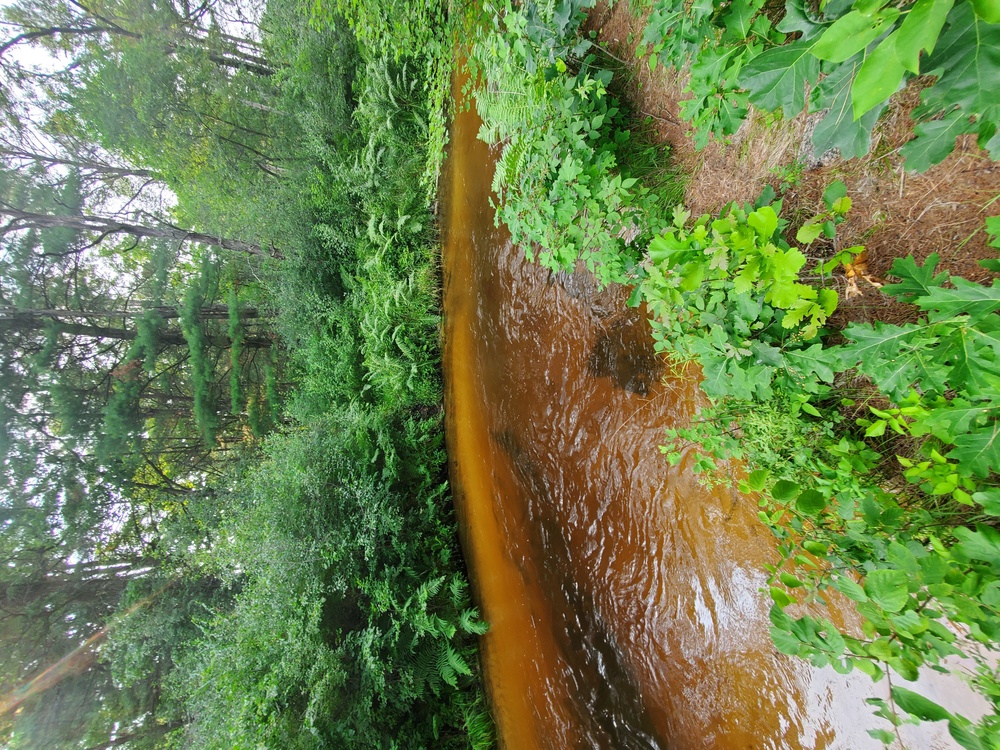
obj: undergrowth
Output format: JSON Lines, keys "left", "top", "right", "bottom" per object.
{"left": 633, "top": 0, "right": 1000, "bottom": 170}
{"left": 476, "top": 2, "right": 1000, "bottom": 745}
{"left": 163, "top": 3, "right": 496, "bottom": 747}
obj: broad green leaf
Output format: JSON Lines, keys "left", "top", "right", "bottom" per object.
{"left": 852, "top": 33, "right": 907, "bottom": 119}
{"left": 796, "top": 223, "right": 823, "bottom": 243}
{"left": 919, "top": 3, "right": 1000, "bottom": 114}
{"left": 691, "top": 47, "right": 741, "bottom": 87}
{"left": 748, "top": 468, "right": 770, "bottom": 491}
{"left": 818, "top": 288, "right": 838, "bottom": 317}
{"left": 902, "top": 110, "right": 979, "bottom": 172}
{"left": 949, "top": 421, "right": 1000, "bottom": 478}
{"left": 953, "top": 523, "right": 1000, "bottom": 565}
{"left": 770, "top": 626, "right": 803, "bottom": 654}
{"left": 864, "top": 568, "right": 910, "bottom": 612}
{"left": 986, "top": 215, "right": 1000, "bottom": 248}
{"left": 869, "top": 729, "right": 896, "bottom": 744}
{"left": 838, "top": 321, "right": 938, "bottom": 398}
{"left": 748, "top": 205, "right": 779, "bottom": 239}
{"left": 777, "top": 0, "right": 826, "bottom": 40}
{"left": 889, "top": 609, "right": 927, "bottom": 634}
{"left": 802, "top": 540, "right": 828, "bottom": 556}
{"left": 780, "top": 571, "right": 805, "bottom": 587}
{"left": 812, "top": 10, "right": 899, "bottom": 63}
{"left": 973, "top": 488, "right": 1000, "bottom": 515}
{"left": 972, "top": 0, "right": 1000, "bottom": 21}
{"left": 801, "top": 401, "right": 822, "bottom": 416}
{"left": 722, "top": 0, "right": 758, "bottom": 41}
{"left": 769, "top": 604, "right": 794, "bottom": 629}
{"left": 785, "top": 344, "right": 838, "bottom": 383}
{"left": 889, "top": 656, "right": 920, "bottom": 682}
{"left": 796, "top": 489, "right": 826, "bottom": 515}
{"left": 940, "top": 327, "right": 1000, "bottom": 398}
{"left": 772, "top": 479, "right": 800, "bottom": 501}
{"left": 917, "top": 277, "right": 1000, "bottom": 324}
{"left": 822, "top": 180, "right": 847, "bottom": 207}
{"left": 740, "top": 39, "right": 821, "bottom": 118}
{"left": 833, "top": 575, "right": 869, "bottom": 602}
{"left": 811, "top": 56, "right": 886, "bottom": 159}
{"left": 867, "top": 637, "right": 896, "bottom": 660}
{"left": 770, "top": 586, "right": 794, "bottom": 606}
{"left": 887, "top": 541, "right": 919, "bottom": 574}
{"left": 920, "top": 401, "right": 994, "bottom": 442}
{"left": 949, "top": 720, "right": 987, "bottom": 750}
{"left": 983, "top": 580, "right": 1000, "bottom": 606}
{"left": 891, "top": 686, "right": 953, "bottom": 721}
{"left": 884, "top": 253, "right": 948, "bottom": 302}
{"left": 980, "top": 259, "right": 1000, "bottom": 272}
{"left": 893, "top": 0, "right": 954, "bottom": 73}
{"left": 865, "top": 420, "right": 887, "bottom": 437}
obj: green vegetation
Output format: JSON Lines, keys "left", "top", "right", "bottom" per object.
{"left": 3, "top": 0, "right": 999, "bottom": 745}
{"left": 637, "top": 0, "right": 1000, "bottom": 169}
{"left": 472, "top": 2, "right": 1000, "bottom": 745}
{"left": 0, "top": 0, "right": 491, "bottom": 747}
{"left": 653, "top": 214, "right": 1000, "bottom": 747}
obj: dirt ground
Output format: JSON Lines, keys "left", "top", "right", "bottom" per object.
{"left": 584, "top": 1, "right": 1000, "bottom": 328}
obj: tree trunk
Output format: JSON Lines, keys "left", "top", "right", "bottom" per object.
{"left": 0, "top": 207, "right": 281, "bottom": 259}
{"left": 0, "top": 305, "right": 262, "bottom": 321}
{"left": 0, "top": 146, "right": 156, "bottom": 178}
{"left": 0, "top": 315, "right": 271, "bottom": 349}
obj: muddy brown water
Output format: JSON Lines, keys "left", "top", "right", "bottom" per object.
{"left": 441, "top": 80, "right": 968, "bottom": 750}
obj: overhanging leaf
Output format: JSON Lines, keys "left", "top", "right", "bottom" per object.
{"left": 949, "top": 421, "right": 1000, "bottom": 478}
{"left": 953, "top": 523, "right": 1000, "bottom": 565}
{"left": 917, "top": 276, "right": 1000, "bottom": 324}
{"left": 864, "top": 568, "right": 910, "bottom": 612}
{"left": 884, "top": 253, "right": 949, "bottom": 302}
{"left": 891, "top": 686, "right": 953, "bottom": 721}
{"left": 833, "top": 575, "right": 869, "bottom": 602}
{"left": 740, "top": 39, "right": 821, "bottom": 118}
{"left": 901, "top": 111, "right": 978, "bottom": 172}
{"left": 811, "top": 56, "right": 887, "bottom": 159}
{"left": 812, "top": 10, "right": 899, "bottom": 63}
{"left": 852, "top": 33, "right": 907, "bottom": 119}
{"left": 796, "top": 489, "right": 826, "bottom": 515}
{"left": 893, "top": 0, "right": 955, "bottom": 73}
{"left": 777, "top": 0, "right": 826, "bottom": 40}
{"left": 786, "top": 342, "right": 838, "bottom": 383}
{"left": 918, "top": 3, "right": 1000, "bottom": 115}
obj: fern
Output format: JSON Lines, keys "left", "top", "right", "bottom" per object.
{"left": 436, "top": 645, "right": 457, "bottom": 688}
{"left": 445, "top": 644, "right": 473, "bottom": 678}
{"left": 491, "top": 135, "right": 528, "bottom": 195}
{"left": 459, "top": 608, "right": 489, "bottom": 636}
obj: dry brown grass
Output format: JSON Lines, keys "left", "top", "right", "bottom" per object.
{"left": 585, "top": 0, "right": 1000, "bottom": 328}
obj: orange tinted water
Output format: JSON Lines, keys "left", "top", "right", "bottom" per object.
{"left": 441, "top": 79, "right": 969, "bottom": 750}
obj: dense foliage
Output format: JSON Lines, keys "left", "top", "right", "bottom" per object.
{"left": 0, "top": 0, "right": 493, "bottom": 747}
{"left": 470, "top": 0, "right": 678, "bottom": 285}
{"left": 473, "top": 2, "right": 1000, "bottom": 745}
{"left": 638, "top": 0, "right": 1000, "bottom": 169}
{"left": 646, "top": 206, "right": 1000, "bottom": 746}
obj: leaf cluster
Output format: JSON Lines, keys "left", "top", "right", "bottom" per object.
{"left": 640, "top": 0, "right": 1000, "bottom": 169}
{"left": 649, "top": 210, "right": 1000, "bottom": 742}
{"left": 638, "top": 198, "right": 841, "bottom": 403}
{"left": 472, "top": 0, "right": 674, "bottom": 286}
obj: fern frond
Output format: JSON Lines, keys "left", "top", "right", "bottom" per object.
{"left": 459, "top": 608, "right": 489, "bottom": 636}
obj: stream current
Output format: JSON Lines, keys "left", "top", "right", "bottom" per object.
{"left": 441, "top": 78, "right": 967, "bottom": 750}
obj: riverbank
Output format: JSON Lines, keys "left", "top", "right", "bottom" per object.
{"left": 464, "top": 2, "right": 1000, "bottom": 744}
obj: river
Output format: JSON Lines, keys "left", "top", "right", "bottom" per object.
{"left": 441, "top": 76, "right": 968, "bottom": 750}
